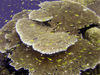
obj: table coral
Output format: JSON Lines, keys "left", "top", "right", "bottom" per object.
{"left": 8, "top": 39, "right": 100, "bottom": 75}
{"left": 0, "top": 0, "right": 100, "bottom": 75}
{"left": 87, "top": 0, "right": 100, "bottom": 16}
{"left": 16, "top": 0, "right": 100, "bottom": 54}
{"left": 29, "top": 0, "right": 100, "bottom": 35}
{"left": 16, "top": 18, "right": 77, "bottom": 54}
{"left": 0, "top": 10, "right": 31, "bottom": 53}
{"left": 29, "top": 9, "right": 53, "bottom": 22}
{"left": 12, "top": 10, "right": 32, "bottom": 21}
{"left": 0, "top": 20, "right": 19, "bottom": 53}
{"left": 61, "top": 0, "right": 95, "bottom": 6}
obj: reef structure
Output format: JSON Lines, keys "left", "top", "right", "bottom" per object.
{"left": 16, "top": 18, "right": 78, "bottom": 54}
{"left": 16, "top": 0, "right": 100, "bottom": 54}
{"left": 0, "top": 0, "right": 100, "bottom": 75}
{"left": 60, "top": 0, "right": 96, "bottom": 6}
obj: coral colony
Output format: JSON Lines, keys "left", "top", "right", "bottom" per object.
{"left": 0, "top": 0, "right": 100, "bottom": 75}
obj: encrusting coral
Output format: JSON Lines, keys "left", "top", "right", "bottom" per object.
{"left": 0, "top": 0, "right": 100, "bottom": 75}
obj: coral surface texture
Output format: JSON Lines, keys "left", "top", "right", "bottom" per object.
{"left": 0, "top": 0, "right": 100, "bottom": 75}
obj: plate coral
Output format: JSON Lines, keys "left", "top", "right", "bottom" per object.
{"left": 0, "top": 0, "right": 100, "bottom": 75}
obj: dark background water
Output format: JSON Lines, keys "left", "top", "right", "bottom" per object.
{"left": 0, "top": 0, "right": 58, "bottom": 28}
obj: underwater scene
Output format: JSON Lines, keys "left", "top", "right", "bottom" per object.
{"left": 0, "top": 0, "right": 100, "bottom": 75}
